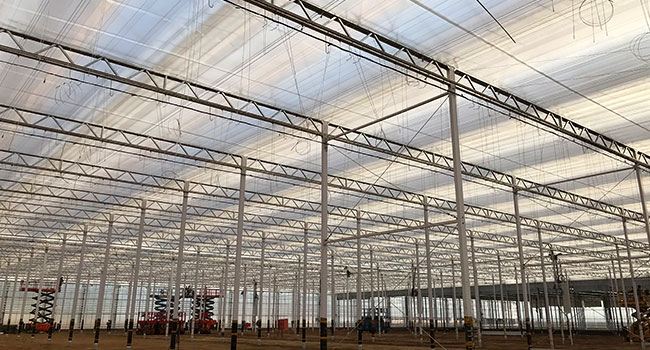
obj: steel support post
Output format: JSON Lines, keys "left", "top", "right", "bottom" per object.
{"left": 165, "top": 258, "right": 174, "bottom": 337}
{"left": 320, "top": 122, "right": 329, "bottom": 350}
{"left": 447, "top": 66, "right": 474, "bottom": 350}
{"left": 415, "top": 243, "right": 423, "bottom": 340}
{"left": 451, "top": 261, "right": 458, "bottom": 339}
{"left": 497, "top": 254, "right": 507, "bottom": 339}
{"left": 440, "top": 271, "right": 446, "bottom": 330}
{"left": 49, "top": 233, "right": 66, "bottom": 340}
{"left": 513, "top": 188, "right": 532, "bottom": 348}
{"left": 59, "top": 277, "right": 68, "bottom": 332}
{"left": 127, "top": 200, "right": 146, "bottom": 350}
{"left": 242, "top": 265, "right": 248, "bottom": 336}
{"left": 171, "top": 182, "right": 189, "bottom": 350}
{"left": 536, "top": 225, "right": 554, "bottom": 349}
{"left": 356, "top": 212, "right": 362, "bottom": 350}
{"left": 221, "top": 243, "right": 230, "bottom": 338}
{"left": 94, "top": 215, "right": 113, "bottom": 348}
{"left": 190, "top": 249, "right": 200, "bottom": 338}
{"left": 423, "top": 205, "right": 436, "bottom": 348}
{"left": 266, "top": 264, "right": 272, "bottom": 336}
{"left": 68, "top": 225, "right": 88, "bottom": 343}
{"left": 6, "top": 257, "right": 20, "bottom": 334}
{"left": 331, "top": 254, "right": 336, "bottom": 337}
{"left": 623, "top": 219, "right": 645, "bottom": 349}
{"left": 370, "top": 249, "right": 375, "bottom": 342}
{"left": 610, "top": 259, "right": 624, "bottom": 334}
{"left": 17, "top": 249, "right": 33, "bottom": 337}
{"left": 124, "top": 269, "right": 133, "bottom": 333}
{"left": 258, "top": 236, "right": 266, "bottom": 345}
{"left": 0, "top": 262, "right": 7, "bottom": 330}
{"left": 301, "top": 228, "right": 307, "bottom": 348}
{"left": 514, "top": 265, "right": 522, "bottom": 337}
{"left": 615, "top": 245, "right": 631, "bottom": 329}
{"left": 230, "top": 158, "right": 247, "bottom": 350}
{"left": 144, "top": 266, "right": 153, "bottom": 338}
{"left": 469, "top": 237, "right": 482, "bottom": 348}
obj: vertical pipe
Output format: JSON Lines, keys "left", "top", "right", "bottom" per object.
{"left": 447, "top": 66, "right": 474, "bottom": 350}
{"left": 143, "top": 267, "right": 153, "bottom": 338}
{"left": 50, "top": 233, "right": 66, "bottom": 340}
{"left": 616, "top": 245, "right": 631, "bottom": 329}
{"left": 497, "top": 254, "right": 506, "bottom": 338}
{"left": 231, "top": 158, "right": 247, "bottom": 350}
{"left": 171, "top": 181, "right": 190, "bottom": 350}
{"left": 469, "top": 237, "right": 482, "bottom": 347}
{"left": 451, "top": 261, "right": 458, "bottom": 339}
{"left": 124, "top": 268, "right": 133, "bottom": 333}
{"left": 302, "top": 228, "right": 307, "bottom": 348}
{"left": 513, "top": 188, "right": 532, "bottom": 348}
{"left": 190, "top": 250, "right": 200, "bottom": 338}
{"left": 423, "top": 205, "right": 435, "bottom": 349}
{"left": 320, "top": 122, "right": 329, "bottom": 350}
{"left": 0, "top": 260, "right": 8, "bottom": 328}
{"left": 127, "top": 199, "right": 146, "bottom": 350}
{"left": 165, "top": 258, "right": 174, "bottom": 337}
{"left": 514, "top": 265, "right": 522, "bottom": 337}
{"left": 356, "top": 211, "right": 362, "bottom": 350}
{"left": 68, "top": 225, "right": 88, "bottom": 343}
{"left": 415, "top": 243, "right": 423, "bottom": 340}
{"left": 94, "top": 215, "right": 113, "bottom": 348}
{"left": 267, "top": 264, "right": 272, "bottom": 336}
{"left": 259, "top": 236, "right": 266, "bottom": 345}
{"left": 17, "top": 249, "right": 34, "bottom": 337}
{"left": 331, "top": 254, "right": 336, "bottom": 337}
{"left": 611, "top": 259, "right": 624, "bottom": 334}
{"left": 623, "top": 219, "right": 645, "bottom": 348}
{"left": 536, "top": 225, "right": 554, "bottom": 349}
{"left": 370, "top": 250, "right": 375, "bottom": 342}
{"left": 221, "top": 244, "right": 230, "bottom": 338}
{"left": 6, "top": 257, "right": 21, "bottom": 333}
{"left": 440, "top": 271, "right": 446, "bottom": 330}
{"left": 109, "top": 272, "right": 118, "bottom": 334}
{"left": 242, "top": 265, "right": 248, "bottom": 335}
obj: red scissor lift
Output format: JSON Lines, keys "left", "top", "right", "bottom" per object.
{"left": 19, "top": 278, "right": 63, "bottom": 332}
{"left": 137, "top": 311, "right": 186, "bottom": 335}
{"left": 194, "top": 288, "right": 220, "bottom": 334}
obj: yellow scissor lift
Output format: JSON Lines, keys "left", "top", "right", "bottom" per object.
{"left": 618, "top": 289, "right": 650, "bottom": 341}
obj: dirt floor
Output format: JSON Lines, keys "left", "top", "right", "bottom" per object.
{"left": 0, "top": 328, "right": 642, "bottom": 349}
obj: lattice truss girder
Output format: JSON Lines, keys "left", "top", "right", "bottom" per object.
{"left": 0, "top": 3, "right": 647, "bottom": 292}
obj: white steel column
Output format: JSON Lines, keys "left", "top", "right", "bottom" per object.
{"left": 190, "top": 249, "right": 200, "bottom": 338}
{"left": 171, "top": 181, "right": 189, "bottom": 350}
{"left": 370, "top": 250, "right": 375, "bottom": 342}
{"left": 127, "top": 199, "right": 146, "bottom": 350}
{"left": 94, "top": 215, "right": 113, "bottom": 348}
{"left": 451, "top": 261, "right": 458, "bottom": 339}
{"left": 242, "top": 265, "right": 248, "bottom": 334}
{"left": 469, "top": 236, "right": 482, "bottom": 348}
{"left": 320, "top": 121, "right": 329, "bottom": 350}
{"left": 423, "top": 205, "right": 436, "bottom": 349}
{"left": 67, "top": 225, "right": 88, "bottom": 343}
{"left": 258, "top": 236, "right": 266, "bottom": 345}
{"left": 331, "top": 254, "right": 336, "bottom": 337}
{"left": 497, "top": 254, "right": 507, "bottom": 339}
{"left": 536, "top": 225, "right": 554, "bottom": 349}
{"left": 447, "top": 66, "right": 474, "bottom": 349}
{"left": 165, "top": 258, "right": 174, "bottom": 337}
{"left": 302, "top": 228, "right": 307, "bottom": 348}
{"left": 356, "top": 211, "right": 363, "bottom": 350}
{"left": 513, "top": 186, "right": 532, "bottom": 347}
{"left": 221, "top": 243, "right": 230, "bottom": 338}
{"left": 17, "top": 249, "right": 34, "bottom": 337}
{"left": 623, "top": 218, "right": 645, "bottom": 349}
{"left": 6, "top": 257, "right": 20, "bottom": 333}
{"left": 615, "top": 245, "right": 631, "bottom": 328}
{"left": 231, "top": 157, "right": 247, "bottom": 349}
